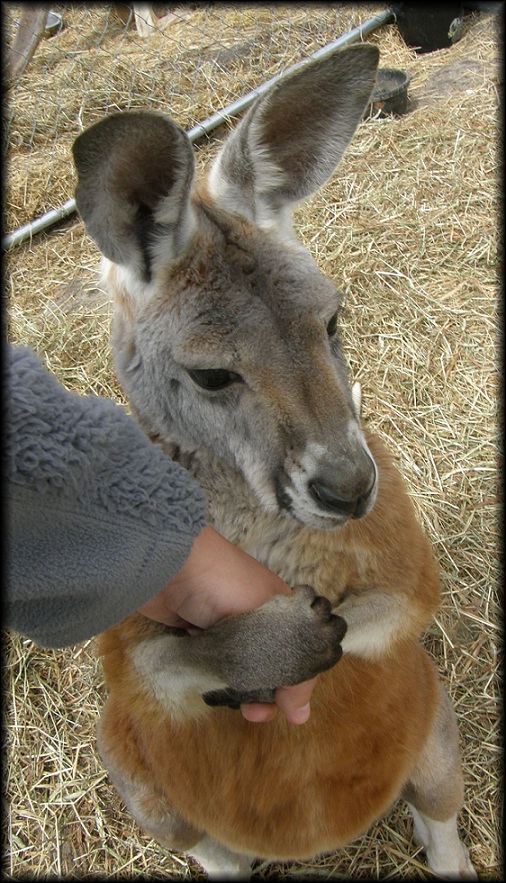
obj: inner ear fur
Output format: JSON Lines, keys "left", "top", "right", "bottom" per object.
{"left": 73, "top": 110, "right": 196, "bottom": 283}
{"left": 208, "top": 43, "right": 380, "bottom": 225}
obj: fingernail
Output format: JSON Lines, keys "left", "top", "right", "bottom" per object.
{"left": 291, "top": 703, "right": 310, "bottom": 724}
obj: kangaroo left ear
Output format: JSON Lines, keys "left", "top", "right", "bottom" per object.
{"left": 207, "top": 43, "right": 379, "bottom": 231}
{"left": 73, "top": 110, "right": 197, "bottom": 288}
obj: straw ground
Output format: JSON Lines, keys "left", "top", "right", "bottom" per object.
{"left": 4, "top": 5, "right": 500, "bottom": 878}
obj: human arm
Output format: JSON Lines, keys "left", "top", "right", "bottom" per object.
{"left": 4, "top": 343, "right": 207, "bottom": 647}
{"left": 4, "top": 344, "right": 316, "bottom": 721}
{"left": 138, "top": 524, "right": 317, "bottom": 723}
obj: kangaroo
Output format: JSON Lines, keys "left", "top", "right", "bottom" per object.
{"left": 72, "top": 44, "right": 476, "bottom": 878}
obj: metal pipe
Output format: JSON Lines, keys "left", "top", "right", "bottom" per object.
{"left": 3, "top": 198, "right": 78, "bottom": 251}
{"left": 462, "top": 2, "right": 503, "bottom": 11}
{"left": 3, "top": 7, "right": 395, "bottom": 252}
{"left": 186, "top": 7, "right": 396, "bottom": 141}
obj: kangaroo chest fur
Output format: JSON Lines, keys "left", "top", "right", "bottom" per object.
{"left": 104, "top": 646, "right": 438, "bottom": 860}
{"left": 98, "top": 429, "right": 442, "bottom": 859}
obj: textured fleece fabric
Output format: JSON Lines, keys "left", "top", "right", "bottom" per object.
{"left": 4, "top": 344, "right": 206, "bottom": 647}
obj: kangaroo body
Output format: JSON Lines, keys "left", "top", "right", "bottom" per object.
{"left": 73, "top": 44, "right": 476, "bottom": 878}
{"left": 98, "top": 429, "right": 442, "bottom": 859}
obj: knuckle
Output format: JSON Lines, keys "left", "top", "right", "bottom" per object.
{"left": 293, "top": 583, "right": 316, "bottom": 602}
{"left": 310, "top": 594, "right": 332, "bottom": 616}
{"left": 331, "top": 613, "right": 347, "bottom": 641}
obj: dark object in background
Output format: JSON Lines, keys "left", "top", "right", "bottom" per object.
{"left": 365, "top": 67, "right": 411, "bottom": 117}
{"left": 392, "top": 3, "right": 464, "bottom": 52}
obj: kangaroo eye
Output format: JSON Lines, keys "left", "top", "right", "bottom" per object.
{"left": 326, "top": 312, "right": 338, "bottom": 337}
{"left": 188, "top": 369, "right": 242, "bottom": 391}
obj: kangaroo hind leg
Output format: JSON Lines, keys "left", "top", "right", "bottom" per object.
{"left": 401, "top": 682, "right": 477, "bottom": 879}
{"left": 106, "top": 759, "right": 251, "bottom": 878}
{"left": 97, "top": 713, "right": 252, "bottom": 878}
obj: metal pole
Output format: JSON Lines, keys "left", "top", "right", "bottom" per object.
{"left": 186, "top": 7, "right": 395, "bottom": 141}
{"left": 3, "top": 7, "right": 395, "bottom": 252}
{"left": 3, "top": 199, "right": 78, "bottom": 251}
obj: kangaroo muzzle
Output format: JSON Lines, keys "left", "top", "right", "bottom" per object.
{"left": 308, "top": 446, "right": 377, "bottom": 520}
{"left": 278, "top": 430, "right": 378, "bottom": 529}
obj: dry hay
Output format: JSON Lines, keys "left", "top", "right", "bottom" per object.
{"left": 3, "top": 3, "right": 501, "bottom": 879}
{"left": 3, "top": 1, "right": 377, "bottom": 233}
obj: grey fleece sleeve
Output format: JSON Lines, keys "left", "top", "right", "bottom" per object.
{"left": 4, "top": 344, "right": 207, "bottom": 647}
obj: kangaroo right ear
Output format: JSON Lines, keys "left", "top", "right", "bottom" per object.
{"left": 72, "top": 111, "right": 196, "bottom": 286}
{"left": 207, "top": 43, "right": 379, "bottom": 231}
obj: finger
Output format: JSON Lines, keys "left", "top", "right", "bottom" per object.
{"left": 240, "top": 702, "right": 278, "bottom": 723}
{"left": 274, "top": 678, "right": 317, "bottom": 724}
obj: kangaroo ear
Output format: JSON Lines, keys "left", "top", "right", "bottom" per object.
{"left": 72, "top": 111, "right": 196, "bottom": 285}
{"left": 207, "top": 43, "right": 379, "bottom": 230}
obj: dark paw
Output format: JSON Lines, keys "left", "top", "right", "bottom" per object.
{"left": 203, "top": 687, "right": 276, "bottom": 708}
{"left": 296, "top": 584, "right": 347, "bottom": 643}
{"left": 282, "top": 584, "right": 347, "bottom": 678}
{"left": 199, "top": 584, "right": 347, "bottom": 702}
{"left": 309, "top": 591, "right": 347, "bottom": 641}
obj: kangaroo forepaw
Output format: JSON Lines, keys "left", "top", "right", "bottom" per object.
{"left": 201, "top": 585, "right": 346, "bottom": 703}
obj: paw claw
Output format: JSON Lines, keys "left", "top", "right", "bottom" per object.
{"left": 203, "top": 687, "right": 275, "bottom": 708}
{"left": 310, "top": 594, "right": 332, "bottom": 616}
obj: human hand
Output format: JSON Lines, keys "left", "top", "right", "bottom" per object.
{"left": 233, "top": 680, "right": 316, "bottom": 724}
{"left": 137, "top": 525, "right": 318, "bottom": 724}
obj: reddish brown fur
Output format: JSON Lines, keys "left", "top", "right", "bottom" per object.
{"left": 97, "top": 429, "right": 444, "bottom": 860}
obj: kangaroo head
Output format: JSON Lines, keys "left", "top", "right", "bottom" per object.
{"left": 73, "top": 44, "right": 380, "bottom": 530}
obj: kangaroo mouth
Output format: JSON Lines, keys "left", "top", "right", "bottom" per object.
{"left": 273, "top": 469, "right": 352, "bottom": 530}
{"left": 273, "top": 463, "right": 376, "bottom": 529}
{"left": 274, "top": 471, "right": 296, "bottom": 516}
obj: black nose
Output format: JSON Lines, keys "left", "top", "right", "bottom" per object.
{"left": 308, "top": 479, "right": 373, "bottom": 519}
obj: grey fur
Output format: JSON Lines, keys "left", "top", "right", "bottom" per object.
{"left": 73, "top": 43, "right": 476, "bottom": 878}
{"left": 72, "top": 43, "right": 380, "bottom": 694}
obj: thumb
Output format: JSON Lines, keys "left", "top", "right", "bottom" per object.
{"left": 274, "top": 678, "right": 317, "bottom": 724}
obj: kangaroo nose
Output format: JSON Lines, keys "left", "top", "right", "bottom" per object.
{"left": 308, "top": 480, "right": 372, "bottom": 519}
{"left": 308, "top": 451, "right": 377, "bottom": 520}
